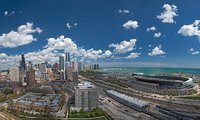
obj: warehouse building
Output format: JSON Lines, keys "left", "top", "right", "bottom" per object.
{"left": 106, "top": 90, "right": 149, "bottom": 111}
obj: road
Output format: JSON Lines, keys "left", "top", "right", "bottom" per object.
{"left": 99, "top": 96, "right": 137, "bottom": 120}
{"left": 0, "top": 99, "right": 19, "bottom": 120}
{"left": 0, "top": 111, "right": 18, "bottom": 120}
{"left": 99, "top": 95, "right": 152, "bottom": 120}
{"left": 53, "top": 92, "right": 70, "bottom": 118}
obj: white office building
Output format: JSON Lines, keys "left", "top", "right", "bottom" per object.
{"left": 9, "top": 67, "right": 20, "bottom": 82}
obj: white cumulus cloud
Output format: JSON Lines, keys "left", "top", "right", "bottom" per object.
{"left": 0, "top": 35, "right": 114, "bottom": 70}
{"left": 4, "top": 11, "right": 15, "bottom": 16}
{"left": 192, "top": 51, "right": 199, "bottom": 55}
{"left": 66, "top": 23, "right": 72, "bottom": 29}
{"left": 178, "top": 20, "right": 200, "bottom": 40}
{"left": 0, "top": 53, "right": 7, "bottom": 59}
{"left": 122, "top": 20, "right": 139, "bottom": 29}
{"left": 66, "top": 23, "right": 78, "bottom": 29}
{"left": 188, "top": 48, "right": 199, "bottom": 55}
{"left": 189, "top": 48, "right": 194, "bottom": 52}
{"left": 44, "top": 35, "right": 112, "bottom": 60}
{"left": 44, "top": 35, "right": 78, "bottom": 54}
{"left": 118, "top": 9, "right": 130, "bottom": 14}
{"left": 154, "top": 32, "right": 161, "bottom": 38}
{"left": 100, "top": 50, "right": 112, "bottom": 58}
{"left": 147, "top": 26, "right": 161, "bottom": 37}
{"left": 148, "top": 45, "right": 165, "bottom": 56}
{"left": 83, "top": 49, "right": 102, "bottom": 60}
{"left": 109, "top": 39, "right": 137, "bottom": 53}
{"left": 147, "top": 26, "right": 157, "bottom": 32}
{"left": 125, "top": 52, "right": 141, "bottom": 59}
{"left": 157, "top": 4, "right": 178, "bottom": 23}
{"left": 0, "top": 22, "right": 42, "bottom": 48}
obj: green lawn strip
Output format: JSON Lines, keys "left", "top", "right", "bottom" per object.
{"left": 69, "top": 108, "right": 114, "bottom": 120}
{"left": 178, "top": 96, "right": 200, "bottom": 100}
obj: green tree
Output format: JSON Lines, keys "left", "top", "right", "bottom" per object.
{"left": 90, "top": 112, "right": 95, "bottom": 117}
{"left": 74, "top": 113, "right": 80, "bottom": 118}
{"left": 86, "top": 112, "right": 90, "bottom": 118}
{"left": 4, "top": 88, "right": 13, "bottom": 95}
{"left": 80, "top": 109, "right": 84, "bottom": 113}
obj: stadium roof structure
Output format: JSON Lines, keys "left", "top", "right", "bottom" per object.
{"left": 134, "top": 75, "right": 189, "bottom": 84}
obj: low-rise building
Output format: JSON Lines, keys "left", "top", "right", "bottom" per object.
{"left": 9, "top": 92, "right": 62, "bottom": 114}
{"left": 102, "top": 73, "right": 132, "bottom": 80}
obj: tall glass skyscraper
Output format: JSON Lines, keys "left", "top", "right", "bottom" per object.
{"left": 65, "top": 52, "right": 70, "bottom": 62}
{"left": 59, "top": 55, "right": 65, "bottom": 80}
{"left": 20, "top": 54, "right": 26, "bottom": 71}
{"left": 59, "top": 55, "right": 65, "bottom": 71}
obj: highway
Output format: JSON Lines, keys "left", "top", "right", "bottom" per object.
{"left": 99, "top": 95, "right": 151, "bottom": 120}
{"left": 53, "top": 92, "right": 70, "bottom": 118}
{"left": 0, "top": 99, "right": 19, "bottom": 120}
{"left": 0, "top": 111, "right": 18, "bottom": 120}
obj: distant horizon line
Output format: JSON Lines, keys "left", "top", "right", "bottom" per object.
{"left": 99, "top": 66, "right": 200, "bottom": 69}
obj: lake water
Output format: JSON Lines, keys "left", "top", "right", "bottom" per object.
{"left": 99, "top": 67, "right": 200, "bottom": 75}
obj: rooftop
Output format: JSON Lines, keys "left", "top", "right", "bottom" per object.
{"left": 76, "top": 81, "right": 95, "bottom": 89}
{"left": 12, "top": 92, "right": 62, "bottom": 108}
{"left": 134, "top": 75, "right": 190, "bottom": 84}
{"left": 107, "top": 90, "right": 149, "bottom": 108}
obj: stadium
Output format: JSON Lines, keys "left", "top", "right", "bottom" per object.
{"left": 134, "top": 75, "right": 193, "bottom": 89}
{"left": 130, "top": 75, "right": 198, "bottom": 95}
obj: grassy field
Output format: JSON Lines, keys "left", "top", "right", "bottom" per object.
{"left": 79, "top": 70, "right": 103, "bottom": 80}
{"left": 67, "top": 116, "right": 107, "bottom": 120}
{"left": 68, "top": 108, "right": 114, "bottom": 120}
{"left": 178, "top": 96, "right": 200, "bottom": 100}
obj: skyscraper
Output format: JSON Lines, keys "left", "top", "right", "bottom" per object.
{"left": 9, "top": 67, "right": 19, "bottom": 82}
{"left": 60, "top": 70, "right": 65, "bottom": 80}
{"left": 59, "top": 55, "right": 65, "bottom": 80}
{"left": 94, "top": 64, "right": 97, "bottom": 70}
{"left": 65, "top": 52, "right": 70, "bottom": 62}
{"left": 59, "top": 55, "right": 65, "bottom": 71}
{"left": 73, "top": 71, "right": 78, "bottom": 81}
{"left": 96, "top": 64, "right": 99, "bottom": 69}
{"left": 26, "top": 61, "right": 33, "bottom": 71}
{"left": 71, "top": 61, "right": 78, "bottom": 72}
{"left": 93, "top": 64, "right": 99, "bottom": 70}
{"left": 26, "top": 70, "right": 36, "bottom": 88}
{"left": 90, "top": 65, "right": 94, "bottom": 70}
{"left": 53, "top": 63, "right": 59, "bottom": 73}
{"left": 38, "top": 63, "right": 47, "bottom": 73}
{"left": 78, "top": 62, "right": 84, "bottom": 71}
{"left": 66, "top": 67, "right": 73, "bottom": 81}
{"left": 20, "top": 54, "right": 26, "bottom": 71}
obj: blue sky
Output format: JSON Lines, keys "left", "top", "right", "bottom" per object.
{"left": 0, "top": 0, "right": 200, "bottom": 69}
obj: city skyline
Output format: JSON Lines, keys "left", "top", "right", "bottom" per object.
{"left": 1, "top": 0, "right": 200, "bottom": 69}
